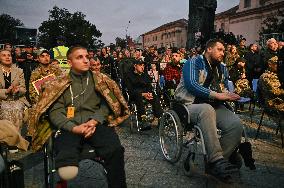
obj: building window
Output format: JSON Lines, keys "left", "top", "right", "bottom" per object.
{"left": 172, "top": 43, "right": 175, "bottom": 47}
{"left": 221, "top": 23, "right": 225, "bottom": 31}
{"left": 161, "top": 43, "right": 163, "bottom": 47}
{"left": 155, "top": 36, "right": 158, "bottom": 41}
{"left": 161, "top": 35, "right": 163, "bottom": 40}
{"left": 259, "top": 0, "right": 265, "bottom": 6}
{"left": 244, "top": 0, "right": 251, "bottom": 8}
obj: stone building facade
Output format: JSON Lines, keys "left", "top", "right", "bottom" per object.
{"left": 141, "top": 19, "right": 188, "bottom": 49}
{"left": 215, "top": 0, "right": 284, "bottom": 45}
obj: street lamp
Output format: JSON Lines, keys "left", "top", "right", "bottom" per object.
{"left": 125, "top": 20, "right": 130, "bottom": 49}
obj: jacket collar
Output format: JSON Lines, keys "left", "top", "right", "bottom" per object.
{"left": 0, "top": 64, "right": 18, "bottom": 87}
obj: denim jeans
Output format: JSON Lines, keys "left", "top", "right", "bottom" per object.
{"left": 185, "top": 103, "right": 243, "bottom": 162}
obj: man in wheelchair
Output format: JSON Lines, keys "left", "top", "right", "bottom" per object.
{"left": 175, "top": 39, "right": 244, "bottom": 181}
{"left": 125, "top": 60, "right": 163, "bottom": 130}
{"left": 29, "top": 46, "right": 128, "bottom": 188}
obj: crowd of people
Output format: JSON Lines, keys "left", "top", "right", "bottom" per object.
{"left": 0, "top": 35, "right": 283, "bottom": 186}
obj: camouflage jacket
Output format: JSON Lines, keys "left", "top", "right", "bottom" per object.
{"left": 29, "top": 64, "right": 63, "bottom": 105}
{"left": 259, "top": 70, "right": 284, "bottom": 106}
{"left": 28, "top": 71, "right": 130, "bottom": 152}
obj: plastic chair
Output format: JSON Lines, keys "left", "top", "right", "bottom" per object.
{"left": 250, "top": 79, "right": 259, "bottom": 123}
{"left": 159, "top": 75, "right": 165, "bottom": 90}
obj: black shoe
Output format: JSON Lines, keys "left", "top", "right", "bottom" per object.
{"left": 229, "top": 150, "right": 243, "bottom": 169}
{"left": 138, "top": 122, "right": 152, "bottom": 131}
{"left": 206, "top": 158, "right": 239, "bottom": 183}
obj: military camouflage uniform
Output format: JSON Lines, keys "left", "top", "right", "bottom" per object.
{"left": 258, "top": 70, "right": 284, "bottom": 113}
{"left": 225, "top": 53, "right": 239, "bottom": 71}
{"left": 29, "top": 64, "right": 63, "bottom": 105}
{"left": 235, "top": 79, "right": 252, "bottom": 97}
{"left": 229, "top": 64, "right": 252, "bottom": 97}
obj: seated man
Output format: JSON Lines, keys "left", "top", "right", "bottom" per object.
{"left": 163, "top": 50, "right": 182, "bottom": 100}
{"left": 29, "top": 49, "right": 63, "bottom": 106}
{"left": 258, "top": 56, "right": 284, "bottom": 113}
{"left": 229, "top": 57, "right": 253, "bottom": 98}
{"left": 125, "top": 60, "right": 163, "bottom": 129}
{"left": 90, "top": 57, "right": 102, "bottom": 74}
{"left": 28, "top": 46, "right": 129, "bottom": 187}
{"left": 175, "top": 39, "right": 243, "bottom": 181}
{"left": 163, "top": 49, "right": 182, "bottom": 89}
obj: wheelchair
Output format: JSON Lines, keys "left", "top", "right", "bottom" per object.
{"left": 0, "top": 145, "right": 9, "bottom": 188}
{"left": 129, "top": 100, "right": 155, "bottom": 133}
{"left": 159, "top": 101, "right": 206, "bottom": 175}
{"left": 159, "top": 101, "right": 253, "bottom": 176}
{"left": 43, "top": 131, "right": 106, "bottom": 188}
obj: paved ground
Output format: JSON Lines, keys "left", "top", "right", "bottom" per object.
{"left": 8, "top": 106, "right": 284, "bottom": 188}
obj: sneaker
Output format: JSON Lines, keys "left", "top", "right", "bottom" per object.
{"left": 206, "top": 158, "right": 239, "bottom": 183}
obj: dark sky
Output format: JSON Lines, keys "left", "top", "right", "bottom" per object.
{"left": 0, "top": 0, "right": 239, "bottom": 45}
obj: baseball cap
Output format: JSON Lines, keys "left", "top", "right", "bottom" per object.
{"left": 36, "top": 48, "right": 50, "bottom": 56}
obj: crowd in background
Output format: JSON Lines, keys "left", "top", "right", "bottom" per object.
{"left": 0, "top": 36, "right": 283, "bottom": 163}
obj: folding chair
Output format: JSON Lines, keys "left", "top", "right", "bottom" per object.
{"left": 254, "top": 86, "right": 284, "bottom": 148}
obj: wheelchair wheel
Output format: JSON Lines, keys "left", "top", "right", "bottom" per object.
{"left": 159, "top": 110, "right": 183, "bottom": 163}
{"left": 129, "top": 103, "right": 139, "bottom": 133}
{"left": 44, "top": 137, "right": 56, "bottom": 188}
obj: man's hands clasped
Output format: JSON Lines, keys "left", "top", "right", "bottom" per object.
{"left": 142, "top": 92, "right": 153, "bottom": 100}
{"left": 72, "top": 119, "right": 99, "bottom": 138}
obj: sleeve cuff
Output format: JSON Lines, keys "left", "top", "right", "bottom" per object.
{"left": 89, "top": 114, "right": 105, "bottom": 124}
{"left": 209, "top": 91, "right": 218, "bottom": 99}
{"left": 62, "top": 121, "right": 77, "bottom": 131}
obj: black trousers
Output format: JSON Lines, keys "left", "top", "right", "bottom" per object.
{"left": 54, "top": 124, "right": 126, "bottom": 188}
{"left": 131, "top": 93, "right": 163, "bottom": 121}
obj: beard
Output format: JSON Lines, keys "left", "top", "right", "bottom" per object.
{"left": 211, "top": 59, "right": 220, "bottom": 66}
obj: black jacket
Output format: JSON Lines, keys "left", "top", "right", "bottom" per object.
{"left": 261, "top": 48, "right": 278, "bottom": 70}
{"left": 125, "top": 70, "right": 153, "bottom": 99}
{"left": 244, "top": 51, "right": 263, "bottom": 79}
